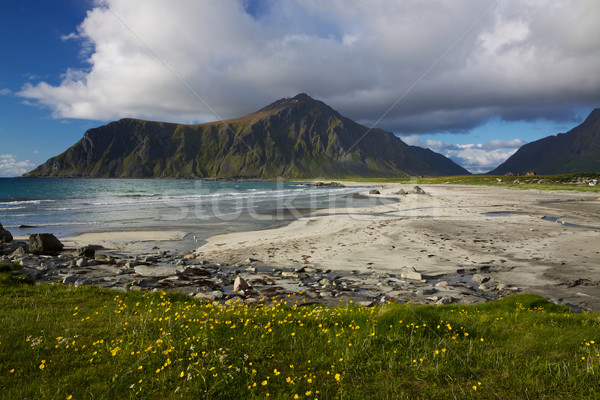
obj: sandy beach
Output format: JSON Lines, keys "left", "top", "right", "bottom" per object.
{"left": 195, "top": 183, "right": 600, "bottom": 310}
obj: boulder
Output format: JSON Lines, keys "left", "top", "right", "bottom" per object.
{"left": 10, "top": 246, "right": 27, "bottom": 258}
{"left": 369, "top": 189, "right": 381, "bottom": 195}
{"left": 29, "top": 233, "right": 63, "bottom": 253}
{"left": 75, "top": 258, "right": 88, "bottom": 268}
{"left": 233, "top": 276, "right": 250, "bottom": 293}
{"left": 401, "top": 267, "right": 423, "bottom": 281}
{"left": 413, "top": 186, "right": 426, "bottom": 195}
{"left": 0, "top": 223, "right": 13, "bottom": 243}
{"left": 77, "top": 246, "right": 95, "bottom": 258}
{"left": 471, "top": 274, "right": 489, "bottom": 285}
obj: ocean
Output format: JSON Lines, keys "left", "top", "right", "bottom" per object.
{"left": 0, "top": 178, "right": 385, "bottom": 244}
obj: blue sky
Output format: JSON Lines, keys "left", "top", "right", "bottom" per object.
{"left": 1, "top": 0, "right": 599, "bottom": 176}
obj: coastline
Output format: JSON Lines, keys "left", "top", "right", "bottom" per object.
{"left": 3, "top": 182, "right": 600, "bottom": 310}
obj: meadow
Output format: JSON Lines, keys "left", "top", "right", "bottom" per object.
{"left": 331, "top": 173, "right": 600, "bottom": 192}
{"left": 1, "top": 264, "right": 599, "bottom": 399}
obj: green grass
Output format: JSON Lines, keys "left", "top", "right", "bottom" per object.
{"left": 1, "top": 269, "right": 599, "bottom": 399}
{"left": 307, "top": 173, "right": 600, "bottom": 192}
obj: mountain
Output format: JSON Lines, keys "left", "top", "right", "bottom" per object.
{"left": 489, "top": 109, "right": 600, "bottom": 175}
{"left": 25, "top": 93, "right": 469, "bottom": 178}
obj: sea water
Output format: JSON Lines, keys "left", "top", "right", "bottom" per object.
{"left": 0, "top": 178, "right": 386, "bottom": 241}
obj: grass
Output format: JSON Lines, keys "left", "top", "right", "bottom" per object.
{"left": 1, "top": 266, "right": 599, "bottom": 399}
{"left": 312, "top": 173, "right": 600, "bottom": 192}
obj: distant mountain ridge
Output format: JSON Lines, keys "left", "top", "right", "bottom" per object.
{"left": 25, "top": 93, "right": 469, "bottom": 178}
{"left": 489, "top": 109, "right": 600, "bottom": 175}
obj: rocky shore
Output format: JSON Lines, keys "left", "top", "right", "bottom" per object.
{"left": 0, "top": 233, "right": 519, "bottom": 308}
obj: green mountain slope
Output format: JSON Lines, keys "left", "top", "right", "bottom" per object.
{"left": 490, "top": 109, "right": 600, "bottom": 175}
{"left": 25, "top": 94, "right": 469, "bottom": 178}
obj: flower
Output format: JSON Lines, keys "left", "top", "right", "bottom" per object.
{"left": 335, "top": 373, "right": 341, "bottom": 381}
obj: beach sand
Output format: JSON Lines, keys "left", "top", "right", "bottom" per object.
{"left": 196, "top": 183, "right": 600, "bottom": 310}
{"left": 61, "top": 230, "right": 189, "bottom": 253}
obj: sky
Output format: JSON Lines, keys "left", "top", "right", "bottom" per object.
{"left": 1, "top": 0, "right": 599, "bottom": 176}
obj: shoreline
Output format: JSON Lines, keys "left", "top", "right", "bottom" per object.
{"left": 3, "top": 183, "right": 600, "bottom": 310}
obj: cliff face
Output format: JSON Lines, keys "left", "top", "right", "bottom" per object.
{"left": 489, "top": 109, "right": 600, "bottom": 175}
{"left": 26, "top": 93, "right": 470, "bottom": 178}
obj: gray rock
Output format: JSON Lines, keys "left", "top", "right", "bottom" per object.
{"left": 245, "top": 266, "right": 257, "bottom": 273}
{"left": 233, "top": 276, "right": 250, "bottom": 293}
{"left": 75, "top": 258, "right": 88, "bottom": 268}
{"left": 74, "top": 279, "right": 94, "bottom": 287}
{"left": 20, "top": 256, "right": 40, "bottom": 268}
{"left": 369, "top": 189, "right": 381, "bottom": 195}
{"left": 413, "top": 186, "right": 426, "bottom": 195}
{"left": 132, "top": 278, "right": 157, "bottom": 287}
{"left": 62, "top": 275, "right": 78, "bottom": 284}
{"left": 134, "top": 265, "right": 177, "bottom": 277}
{"left": 472, "top": 274, "right": 489, "bottom": 285}
{"left": 0, "top": 223, "right": 13, "bottom": 243}
{"left": 77, "top": 246, "right": 95, "bottom": 258}
{"left": 125, "top": 261, "right": 137, "bottom": 269}
{"left": 195, "top": 290, "right": 224, "bottom": 301}
{"left": 29, "top": 233, "right": 63, "bottom": 253}
{"left": 10, "top": 246, "right": 26, "bottom": 258}
{"left": 417, "top": 287, "right": 437, "bottom": 296}
{"left": 478, "top": 282, "right": 496, "bottom": 292}
{"left": 436, "top": 296, "right": 454, "bottom": 305}
{"left": 394, "top": 189, "right": 407, "bottom": 195}
{"left": 318, "top": 278, "right": 331, "bottom": 286}
{"left": 401, "top": 267, "right": 423, "bottom": 281}
{"left": 434, "top": 280, "right": 449, "bottom": 287}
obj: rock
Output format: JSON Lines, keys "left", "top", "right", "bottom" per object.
{"left": 0, "top": 223, "right": 13, "bottom": 243}
{"left": 125, "top": 261, "right": 137, "bottom": 269}
{"left": 434, "top": 280, "right": 449, "bottom": 287}
{"left": 233, "top": 276, "right": 250, "bottom": 293}
{"left": 29, "top": 233, "right": 63, "bottom": 253}
{"left": 10, "top": 246, "right": 27, "bottom": 258}
{"left": 74, "top": 279, "right": 94, "bottom": 287}
{"left": 472, "top": 274, "right": 489, "bottom": 285}
{"left": 401, "top": 267, "right": 423, "bottom": 281}
{"left": 318, "top": 278, "right": 331, "bottom": 286}
{"left": 134, "top": 265, "right": 177, "bottom": 277}
{"left": 358, "top": 300, "right": 375, "bottom": 307}
{"left": 413, "top": 186, "right": 426, "bottom": 195}
{"left": 62, "top": 275, "right": 78, "bottom": 284}
{"left": 77, "top": 246, "right": 96, "bottom": 258}
{"left": 478, "top": 282, "right": 496, "bottom": 292}
{"left": 417, "top": 288, "right": 437, "bottom": 296}
{"left": 132, "top": 278, "right": 158, "bottom": 287}
{"left": 245, "top": 266, "right": 257, "bottom": 273}
{"left": 369, "top": 189, "right": 381, "bottom": 195}
{"left": 394, "top": 189, "right": 407, "bottom": 195}
{"left": 20, "top": 256, "right": 40, "bottom": 268}
{"left": 75, "top": 258, "right": 88, "bottom": 268}
{"left": 436, "top": 296, "right": 454, "bottom": 305}
{"left": 195, "top": 290, "right": 224, "bottom": 301}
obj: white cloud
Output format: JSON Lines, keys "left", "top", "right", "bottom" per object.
{"left": 400, "top": 136, "right": 526, "bottom": 174}
{"left": 0, "top": 88, "right": 11, "bottom": 96}
{"left": 17, "top": 0, "right": 600, "bottom": 132}
{"left": 0, "top": 154, "right": 36, "bottom": 177}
